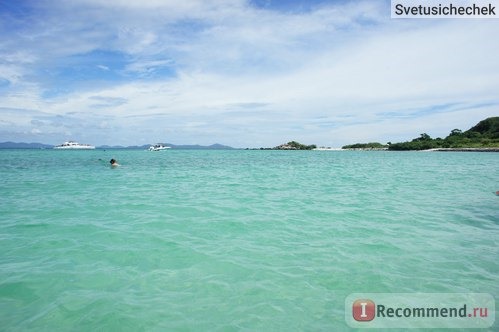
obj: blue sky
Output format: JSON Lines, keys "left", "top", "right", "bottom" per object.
{"left": 0, "top": 0, "right": 498, "bottom": 147}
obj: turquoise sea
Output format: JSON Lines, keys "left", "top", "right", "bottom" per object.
{"left": 1, "top": 149, "right": 498, "bottom": 331}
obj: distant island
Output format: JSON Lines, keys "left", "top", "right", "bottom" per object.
{"left": 0, "top": 142, "right": 235, "bottom": 150}
{"left": 342, "top": 142, "right": 387, "bottom": 150}
{"left": 250, "top": 141, "right": 317, "bottom": 150}
{"left": 0, "top": 142, "right": 55, "bottom": 149}
{"left": 342, "top": 117, "right": 499, "bottom": 151}
{"left": 274, "top": 141, "right": 317, "bottom": 150}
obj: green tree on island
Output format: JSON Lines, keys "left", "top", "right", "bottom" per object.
{"left": 342, "top": 142, "right": 387, "bottom": 149}
{"left": 340, "top": 117, "right": 499, "bottom": 151}
{"left": 388, "top": 117, "right": 499, "bottom": 150}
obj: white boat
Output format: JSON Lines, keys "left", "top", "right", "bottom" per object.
{"left": 148, "top": 143, "right": 171, "bottom": 151}
{"left": 53, "top": 141, "right": 95, "bottom": 150}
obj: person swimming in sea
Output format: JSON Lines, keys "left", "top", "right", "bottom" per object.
{"left": 110, "top": 159, "right": 120, "bottom": 167}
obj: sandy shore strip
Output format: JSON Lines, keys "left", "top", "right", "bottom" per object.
{"left": 426, "top": 148, "right": 499, "bottom": 152}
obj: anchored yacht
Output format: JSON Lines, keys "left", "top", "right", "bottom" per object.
{"left": 53, "top": 141, "right": 96, "bottom": 150}
{"left": 148, "top": 144, "right": 171, "bottom": 151}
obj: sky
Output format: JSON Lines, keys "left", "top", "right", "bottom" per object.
{"left": 0, "top": 0, "right": 498, "bottom": 148}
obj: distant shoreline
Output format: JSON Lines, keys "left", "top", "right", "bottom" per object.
{"left": 341, "top": 147, "right": 499, "bottom": 152}
{"left": 2, "top": 146, "right": 498, "bottom": 152}
{"left": 0, "top": 142, "right": 235, "bottom": 150}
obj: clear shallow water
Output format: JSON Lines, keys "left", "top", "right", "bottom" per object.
{"left": 1, "top": 149, "right": 498, "bottom": 331}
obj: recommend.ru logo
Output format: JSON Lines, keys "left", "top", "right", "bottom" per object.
{"left": 352, "top": 299, "right": 376, "bottom": 321}
{"left": 346, "top": 293, "right": 495, "bottom": 328}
